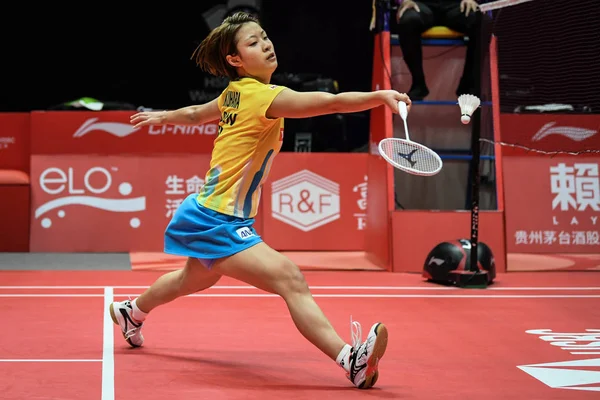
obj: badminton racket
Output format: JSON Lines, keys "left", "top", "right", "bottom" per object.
{"left": 378, "top": 101, "right": 443, "bottom": 176}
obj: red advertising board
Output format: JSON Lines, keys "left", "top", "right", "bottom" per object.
{"left": 503, "top": 157, "right": 600, "bottom": 254}
{"left": 30, "top": 153, "right": 369, "bottom": 252}
{"left": 30, "top": 111, "right": 218, "bottom": 154}
{"left": 500, "top": 114, "right": 600, "bottom": 156}
{"left": 261, "top": 153, "right": 368, "bottom": 250}
{"left": 30, "top": 155, "right": 211, "bottom": 252}
{"left": 0, "top": 113, "right": 30, "bottom": 172}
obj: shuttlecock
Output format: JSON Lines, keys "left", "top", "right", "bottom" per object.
{"left": 458, "top": 94, "right": 480, "bottom": 124}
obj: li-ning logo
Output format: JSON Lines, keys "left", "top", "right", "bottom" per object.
{"left": 428, "top": 257, "right": 445, "bottom": 266}
{"left": 398, "top": 149, "right": 418, "bottom": 167}
{"left": 35, "top": 166, "right": 146, "bottom": 229}
{"left": 531, "top": 122, "right": 597, "bottom": 142}
{"left": 73, "top": 118, "right": 139, "bottom": 138}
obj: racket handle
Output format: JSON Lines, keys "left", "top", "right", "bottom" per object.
{"left": 398, "top": 101, "right": 408, "bottom": 120}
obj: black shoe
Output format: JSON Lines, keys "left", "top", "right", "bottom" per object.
{"left": 407, "top": 84, "right": 429, "bottom": 101}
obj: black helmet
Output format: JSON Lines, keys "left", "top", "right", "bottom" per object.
{"left": 423, "top": 239, "right": 496, "bottom": 286}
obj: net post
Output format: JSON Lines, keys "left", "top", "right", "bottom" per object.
{"left": 467, "top": 4, "right": 485, "bottom": 278}
{"left": 469, "top": 109, "right": 481, "bottom": 273}
{"left": 489, "top": 34, "right": 505, "bottom": 211}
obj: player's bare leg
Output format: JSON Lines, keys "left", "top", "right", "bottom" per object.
{"left": 135, "top": 257, "right": 221, "bottom": 312}
{"left": 109, "top": 257, "right": 221, "bottom": 347}
{"left": 211, "top": 242, "right": 387, "bottom": 389}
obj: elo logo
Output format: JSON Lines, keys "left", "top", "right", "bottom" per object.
{"left": 35, "top": 166, "right": 146, "bottom": 229}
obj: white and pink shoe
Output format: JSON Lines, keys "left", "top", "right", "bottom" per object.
{"left": 347, "top": 321, "right": 388, "bottom": 389}
{"left": 109, "top": 300, "right": 144, "bottom": 348}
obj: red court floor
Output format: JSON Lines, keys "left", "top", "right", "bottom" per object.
{"left": 1, "top": 270, "right": 599, "bottom": 399}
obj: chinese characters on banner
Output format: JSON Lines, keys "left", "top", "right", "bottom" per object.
{"left": 164, "top": 175, "right": 205, "bottom": 219}
{"left": 353, "top": 175, "right": 368, "bottom": 231}
{"left": 503, "top": 157, "right": 600, "bottom": 254}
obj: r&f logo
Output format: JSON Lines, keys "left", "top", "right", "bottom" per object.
{"left": 271, "top": 170, "right": 340, "bottom": 232}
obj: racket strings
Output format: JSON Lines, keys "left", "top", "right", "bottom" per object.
{"left": 381, "top": 140, "right": 442, "bottom": 174}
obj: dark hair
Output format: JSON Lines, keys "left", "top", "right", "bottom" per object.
{"left": 192, "top": 12, "right": 261, "bottom": 80}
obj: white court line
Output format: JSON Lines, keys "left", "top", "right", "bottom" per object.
{"left": 1, "top": 293, "right": 600, "bottom": 299}
{"left": 0, "top": 294, "right": 102, "bottom": 297}
{"left": 102, "top": 287, "right": 114, "bottom": 400}
{"left": 2, "top": 285, "right": 600, "bottom": 291}
{"left": 0, "top": 285, "right": 457, "bottom": 290}
{"left": 0, "top": 359, "right": 101, "bottom": 362}
{"left": 119, "top": 294, "right": 600, "bottom": 299}
{"left": 489, "top": 287, "right": 600, "bottom": 291}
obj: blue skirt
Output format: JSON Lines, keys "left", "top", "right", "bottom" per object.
{"left": 164, "top": 193, "right": 262, "bottom": 267}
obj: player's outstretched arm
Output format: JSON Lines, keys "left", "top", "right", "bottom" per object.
{"left": 266, "top": 89, "right": 411, "bottom": 119}
{"left": 130, "top": 98, "right": 221, "bottom": 129}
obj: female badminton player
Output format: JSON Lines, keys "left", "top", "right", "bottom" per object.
{"left": 111, "top": 11, "right": 411, "bottom": 390}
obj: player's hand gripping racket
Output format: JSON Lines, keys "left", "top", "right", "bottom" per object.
{"left": 378, "top": 101, "right": 443, "bottom": 176}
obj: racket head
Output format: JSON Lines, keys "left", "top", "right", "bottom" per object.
{"left": 378, "top": 138, "right": 443, "bottom": 176}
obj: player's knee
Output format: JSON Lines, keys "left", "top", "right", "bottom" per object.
{"left": 179, "top": 258, "right": 220, "bottom": 294}
{"left": 275, "top": 259, "right": 309, "bottom": 297}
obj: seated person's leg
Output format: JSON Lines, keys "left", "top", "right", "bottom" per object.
{"left": 393, "top": 1, "right": 435, "bottom": 100}
{"left": 440, "top": 2, "right": 485, "bottom": 96}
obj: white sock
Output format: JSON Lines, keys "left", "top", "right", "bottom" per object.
{"left": 336, "top": 344, "right": 353, "bottom": 373}
{"left": 131, "top": 298, "right": 148, "bottom": 322}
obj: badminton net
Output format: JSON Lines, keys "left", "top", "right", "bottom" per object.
{"left": 484, "top": 0, "right": 600, "bottom": 156}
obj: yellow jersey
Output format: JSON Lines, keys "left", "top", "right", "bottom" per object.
{"left": 197, "top": 77, "right": 287, "bottom": 218}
